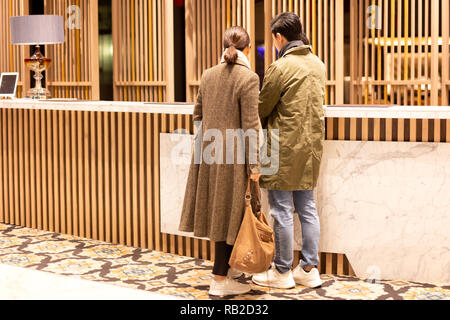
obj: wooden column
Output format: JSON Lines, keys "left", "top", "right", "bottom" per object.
{"left": 441, "top": 0, "right": 449, "bottom": 106}
{"left": 89, "top": 0, "right": 100, "bottom": 100}
{"left": 430, "top": 0, "right": 439, "bottom": 106}
{"left": 165, "top": 0, "right": 175, "bottom": 102}
{"left": 264, "top": 0, "right": 273, "bottom": 71}
{"left": 335, "top": 0, "right": 345, "bottom": 104}
{"left": 0, "top": 0, "right": 29, "bottom": 98}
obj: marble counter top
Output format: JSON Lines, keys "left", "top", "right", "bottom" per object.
{"left": 0, "top": 99, "right": 194, "bottom": 115}
{"left": 324, "top": 105, "right": 450, "bottom": 119}
{"left": 1, "top": 99, "right": 449, "bottom": 119}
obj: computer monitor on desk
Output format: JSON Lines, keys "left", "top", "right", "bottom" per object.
{"left": 0, "top": 72, "right": 19, "bottom": 99}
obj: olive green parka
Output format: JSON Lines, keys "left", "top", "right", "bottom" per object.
{"left": 259, "top": 45, "right": 326, "bottom": 191}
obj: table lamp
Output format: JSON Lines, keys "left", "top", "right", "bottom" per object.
{"left": 10, "top": 15, "right": 64, "bottom": 99}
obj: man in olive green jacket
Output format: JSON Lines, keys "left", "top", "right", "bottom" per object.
{"left": 252, "top": 12, "right": 326, "bottom": 290}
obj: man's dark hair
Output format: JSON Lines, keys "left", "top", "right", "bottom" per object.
{"left": 270, "top": 12, "right": 310, "bottom": 45}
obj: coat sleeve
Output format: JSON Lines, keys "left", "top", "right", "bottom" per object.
{"left": 240, "top": 73, "right": 261, "bottom": 176}
{"left": 258, "top": 63, "right": 283, "bottom": 122}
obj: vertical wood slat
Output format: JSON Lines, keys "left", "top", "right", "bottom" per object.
{"left": 13, "top": 109, "right": 20, "bottom": 226}
{"left": 153, "top": 114, "right": 161, "bottom": 251}
{"left": 430, "top": 0, "right": 439, "bottom": 106}
{"left": 112, "top": 0, "right": 173, "bottom": 102}
{"left": 44, "top": 0, "right": 99, "bottom": 100}
{"left": 442, "top": 0, "right": 449, "bottom": 106}
{"left": 350, "top": 0, "right": 448, "bottom": 106}
{"left": 335, "top": 0, "right": 345, "bottom": 104}
{"left": 160, "top": 114, "right": 168, "bottom": 254}
{"left": 145, "top": 114, "right": 154, "bottom": 250}
{"left": 0, "top": 110, "right": 5, "bottom": 224}
{"left": 185, "top": 0, "right": 255, "bottom": 102}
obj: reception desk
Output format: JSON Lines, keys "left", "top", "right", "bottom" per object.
{"left": 0, "top": 99, "right": 449, "bottom": 285}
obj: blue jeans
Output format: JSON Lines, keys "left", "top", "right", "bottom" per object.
{"left": 268, "top": 190, "right": 321, "bottom": 274}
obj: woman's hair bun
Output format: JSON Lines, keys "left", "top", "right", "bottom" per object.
{"left": 224, "top": 46, "right": 238, "bottom": 64}
{"left": 223, "top": 26, "right": 250, "bottom": 64}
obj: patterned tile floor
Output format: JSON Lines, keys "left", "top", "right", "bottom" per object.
{"left": 1, "top": 223, "right": 449, "bottom": 300}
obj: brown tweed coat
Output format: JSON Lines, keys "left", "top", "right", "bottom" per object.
{"left": 178, "top": 58, "right": 261, "bottom": 246}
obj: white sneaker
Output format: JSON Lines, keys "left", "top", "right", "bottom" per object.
{"left": 227, "top": 268, "right": 244, "bottom": 279}
{"left": 209, "top": 278, "right": 251, "bottom": 297}
{"left": 252, "top": 264, "right": 296, "bottom": 289}
{"left": 293, "top": 265, "right": 323, "bottom": 288}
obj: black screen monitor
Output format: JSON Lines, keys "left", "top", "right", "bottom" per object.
{"left": 0, "top": 73, "right": 19, "bottom": 98}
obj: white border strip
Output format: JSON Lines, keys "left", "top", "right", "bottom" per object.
{"left": 1, "top": 100, "right": 450, "bottom": 119}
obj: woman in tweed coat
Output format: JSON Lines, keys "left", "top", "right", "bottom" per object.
{"left": 179, "top": 26, "right": 261, "bottom": 296}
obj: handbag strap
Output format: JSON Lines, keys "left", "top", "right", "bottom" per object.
{"left": 245, "top": 179, "right": 262, "bottom": 213}
{"left": 245, "top": 179, "right": 252, "bottom": 207}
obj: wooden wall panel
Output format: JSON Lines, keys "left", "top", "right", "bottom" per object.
{"left": 112, "top": 0, "right": 174, "bottom": 102}
{"left": 350, "top": 0, "right": 449, "bottom": 106}
{"left": 0, "top": 104, "right": 360, "bottom": 276}
{"left": 264, "top": 0, "right": 345, "bottom": 105}
{"left": 325, "top": 116, "right": 450, "bottom": 143}
{"left": 442, "top": 0, "right": 449, "bottom": 106}
{"left": 44, "top": 0, "right": 100, "bottom": 100}
{"left": 185, "top": 0, "right": 256, "bottom": 102}
{"left": 0, "top": 0, "right": 29, "bottom": 98}
{"left": 0, "top": 108, "right": 195, "bottom": 255}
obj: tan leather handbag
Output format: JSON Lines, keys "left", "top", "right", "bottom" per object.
{"left": 229, "top": 179, "right": 275, "bottom": 274}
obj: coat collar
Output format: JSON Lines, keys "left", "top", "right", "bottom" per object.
{"left": 233, "top": 59, "right": 251, "bottom": 69}
{"left": 281, "top": 45, "right": 312, "bottom": 58}
{"left": 220, "top": 48, "right": 251, "bottom": 69}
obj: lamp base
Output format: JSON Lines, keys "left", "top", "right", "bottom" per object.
{"left": 24, "top": 45, "right": 52, "bottom": 100}
{"left": 26, "top": 87, "right": 51, "bottom": 100}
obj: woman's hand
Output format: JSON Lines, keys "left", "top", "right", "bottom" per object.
{"left": 250, "top": 173, "right": 261, "bottom": 181}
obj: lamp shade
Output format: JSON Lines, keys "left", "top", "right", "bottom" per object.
{"left": 10, "top": 15, "right": 64, "bottom": 45}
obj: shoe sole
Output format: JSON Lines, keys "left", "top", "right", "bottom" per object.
{"left": 209, "top": 289, "right": 251, "bottom": 297}
{"left": 252, "top": 278, "right": 296, "bottom": 289}
{"left": 294, "top": 280, "right": 323, "bottom": 289}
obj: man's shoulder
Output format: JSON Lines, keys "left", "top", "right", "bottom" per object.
{"left": 281, "top": 52, "right": 326, "bottom": 75}
{"left": 265, "top": 60, "right": 286, "bottom": 79}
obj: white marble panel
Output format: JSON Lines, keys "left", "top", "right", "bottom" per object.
{"left": 316, "top": 141, "right": 450, "bottom": 285}
{"left": 160, "top": 133, "right": 208, "bottom": 240}
{"left": 160, "top": 134, "right": 450, "bottom": 285}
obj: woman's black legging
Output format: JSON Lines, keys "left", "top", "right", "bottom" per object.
{"left": 213, "top": 242, "right": 234, "bottom": 276}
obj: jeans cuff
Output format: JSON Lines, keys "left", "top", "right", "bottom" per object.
{"left": 300, "top": 259, "right": 319, "bottom": 269}
{"left": 275, "top": 264, "right": 291, "bottom": 275}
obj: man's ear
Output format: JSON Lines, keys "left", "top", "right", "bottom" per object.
{"left": 275, "top": 33, "right": 282, "bottom": 42}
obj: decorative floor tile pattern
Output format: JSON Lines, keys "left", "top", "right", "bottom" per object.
{"left": 1, "top": 223, "right": 449, "bottom": 300}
